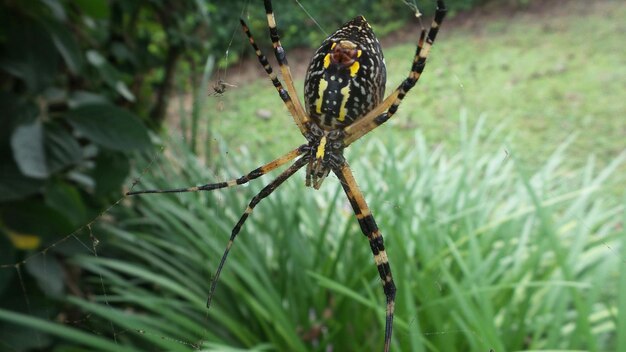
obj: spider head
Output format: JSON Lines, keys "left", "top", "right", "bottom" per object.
{"left": 330, "top": 40, "right": 359, "bottom": 67}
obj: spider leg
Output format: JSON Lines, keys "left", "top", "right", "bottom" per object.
{"left": 262, "top": 0, "right": 311, "bottom": 130}
{"left": 207, "top": 156, "right": 309, "bottom": 307}
{"left": 240, "top": 19, "right": 309, "bottom": 135}
{"left": 343, "top": 0, "right": 447, "bottom": 146}
{"left": 333, "top": 161, "right": 396, "bottom": 352}
{"left": 126, "top": 145, "right": 305, "bottom": 196}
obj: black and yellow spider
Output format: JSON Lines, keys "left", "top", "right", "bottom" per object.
{"left": 128, "top": 1, "right": 446, "bottom": 350}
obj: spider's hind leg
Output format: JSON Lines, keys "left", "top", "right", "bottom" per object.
{"left": 207, "top": 156, "right": 309, "bottom": 307}
{"left": 333, "top": 162, "right": 396, "bottom": 352}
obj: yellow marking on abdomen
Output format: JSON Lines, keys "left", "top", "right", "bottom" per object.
{"left": 315, "top": 78, "right": 328, "bottom": 114}
{"left": 323, "top": 53, "right": 331, "bottom": 69}
{"left": 338, "top": 84, "right": 351, "bottom": 122}
{"left": 316, "top": 136, "right": 327, "bottom": 159}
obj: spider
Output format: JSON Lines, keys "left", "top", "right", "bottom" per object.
{"left": 128, "top": 1, "right": 446, "bottom": 350}
{"left": 209, "top": 79, "right": 237, "bottom": 97}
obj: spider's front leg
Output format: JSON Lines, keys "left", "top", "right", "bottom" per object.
{"left": 333, "top": 162, "right": 396, "bottom": 352}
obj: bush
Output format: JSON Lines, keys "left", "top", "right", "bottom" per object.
{"left": 0, "top": 1, "right": 210, "bottom": 347}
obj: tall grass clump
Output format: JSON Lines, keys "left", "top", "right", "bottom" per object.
{"left": 2, "top": 116, "right": 623, "bottom": 351}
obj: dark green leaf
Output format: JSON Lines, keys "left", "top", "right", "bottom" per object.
{"left": 0, "top": 322, "right": 52, "bottom": 351}
{"left": 42, "top": 19, "right": 84, "bottom": 74}
{"left": 86, "top": 51, "right": 135, "bottom": 102}
{"left": 93, "top": 151, "right": 130, "bottom": 197}
{"left": 45, "top": 181, "right": 86, "bottom": 227}
{"left": 65, "top": 104, "right": 151, "bottom": 151}
{"left": 10, "top": 120, "right": 48, "bottom": 179}
{"left": 73, "top": 0, "right": 110, "bottom": 19}
{"left": 0, "top": 153, "right": 45, "bottom": 202}
{"left": 25, "top": 254, "right": 65, "bottom": 297}
{"left": 40, "top": 0, "right": 67, "bottom": 20}
{"left": 0, "top": 16, "right": 58, "bottom": 92}
{"left": 111, "top": 42, "right": 138, "bottom": 66}
{"left": 44, "top": 123, "right": 82, "bottom": 174}
{"left": 0, "top": 234, "right": 15, "bottom": 293}
{"left": 0, "top": 92, "right": 38, "bottom": 143}
{"left": 1, "top": 201, "right": 74, "bottom": 244}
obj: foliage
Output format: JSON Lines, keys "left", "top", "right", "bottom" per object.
{"left": 0, "top": 1, "right": 211, "bottom": 349}
{"left": 1, "top": 117, "right": 623, "bottom": 351}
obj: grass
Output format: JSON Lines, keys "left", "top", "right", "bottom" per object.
{"left": 3, "top": 116, "right": 623, "bottom": 351}
{"left": 197, "top": 0, "right": 625, "bottom": 180}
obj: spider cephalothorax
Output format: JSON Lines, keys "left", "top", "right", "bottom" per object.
{"left": 304, "top": 124, "right": 345, "bottom": 189}
{"left": 128, "top": 2, "right": 446, "bottom": 351}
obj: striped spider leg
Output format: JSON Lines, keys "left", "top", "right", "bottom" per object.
{"left": 128, "top": 1, "right": 446, "bottom": 351}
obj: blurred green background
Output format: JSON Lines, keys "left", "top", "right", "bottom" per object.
{"left": 1, "top": 0, "right": 624, "bottom": 351}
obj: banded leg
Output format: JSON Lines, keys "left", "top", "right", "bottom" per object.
{"left": 333, "top": 162, "right": 396, "bottom": 352}
{"left": 263, "top": 0, "right": 311, "bottom": 130}
{"left": 207, "top": 156, "right": 308, "bottom": 307}
{"left": 343, "top": 0, "right": 447, "bottom": 146}
{"left": 126, "top": 145, "right": 305, "bottom": 196}
{"left": 240, "top": 19, "right": 309, "bottom": 136}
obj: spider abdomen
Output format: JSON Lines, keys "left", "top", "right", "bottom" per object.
{"left": 304, "top": 16, "right": 386, "bottom": 130}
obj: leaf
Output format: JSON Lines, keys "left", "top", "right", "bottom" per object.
{"left": 64, "top": 104, "right": 151, "bottom": 151}
{"left": 86, "top": 51, "right": 135, "bottom": 102}
{"left": 6, "top": 230, "right": 41, "bottom": 250}
{"left": 0, "top": 16, "right": 58, "bottom": 92}
{"left": 10, "top": 120, "right": 48, "bottom": 179}
{"left": 42, "top": 19, "right": 84, "bottom": 74}
{"left": 0, "top": 235, "right": 16, "bottom": 292}
{"left": 73, "top": 0, "right": 110, "bottom": 19}
{"left": 92, "top": 151, "right": 130, "bottom": 197}
{"left": 0, "top": 321, "right": 52, "bottom": 351}
{"left": 45, "top": 181, "right": 86, "bottom": 227}
{"left": 68, "top": 90, "right": 109, "bottom": 108}
{"left": 0, "top": 309, "right": 135, "bottom": 352}
{"left": 44, "top": 122, "right": 82, "bottom": 174}
{"left": 40, "top": 0, "right": 67, "bottom": 20}
{"left": 1, "top": 201, "right": 74, "bottom": 244}
{"left": 25, "top": 254, "right": 65, "bottom": 297}
{"left": 0, "top": 153, "right": 45, "bottom": 202}
{"left": 0, "top": 92, "right": 38, "bottom": 143}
